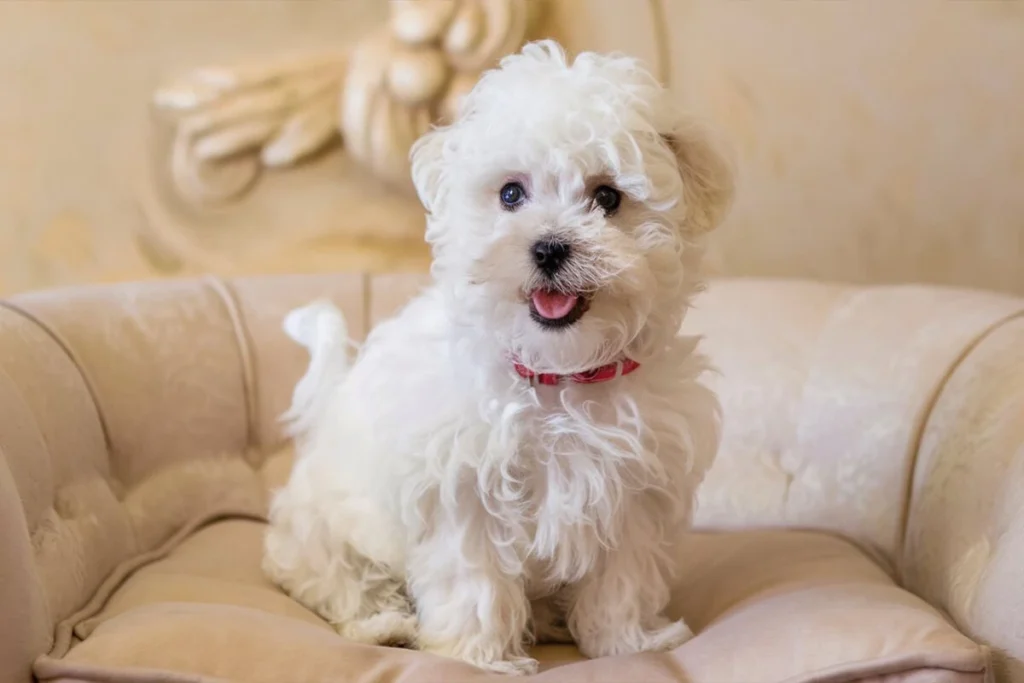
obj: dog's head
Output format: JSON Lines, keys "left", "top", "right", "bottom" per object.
{"left": 411, "top": 40, "right": 733, "bottom": 374}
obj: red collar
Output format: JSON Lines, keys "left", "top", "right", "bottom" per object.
{"left": 512, "top": 357, "right": 640, "bottom": 386}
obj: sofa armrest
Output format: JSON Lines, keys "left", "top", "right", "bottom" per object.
{"left": 902, "top": 315, "right": 1024, "bottom": 679}
{"left": 0, "top": 455, "right": 50, "bottom": 683}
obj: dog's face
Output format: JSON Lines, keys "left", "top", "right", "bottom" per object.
{"left": 411, "top": 41, "right": 733, "bottom": 374}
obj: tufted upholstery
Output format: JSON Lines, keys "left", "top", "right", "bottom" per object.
{"left": 689, "top": 280, "right": 1024, "bottom": 565}
{"left": 1, "top": 273, "right": 1023, "bottom": 682}
{"left": 0, "top": 274, "right": 367, "bottom": 683}
{"left": 902, "top": 316, "right": 1024, "bottom": 683}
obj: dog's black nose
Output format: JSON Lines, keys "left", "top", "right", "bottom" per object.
{"left": 531, "top": 239, "right": 571, "bottom": 275}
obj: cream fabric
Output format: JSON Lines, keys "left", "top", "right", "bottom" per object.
{"left": 0, "top": 275, "right": 366, "bottom": 683}
{"left": 687, "top": 280, "right": 1024, "bottom": 569}
{"left": 37, "top": 518, "right": 989, "bottom": 683}
{"left": 0, "top": 273, "right": 1021, "bottom": 682}
{"left": 902, "top": 316, "right": 1024, "bottom": 682}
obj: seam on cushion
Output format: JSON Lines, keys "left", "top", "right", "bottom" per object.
{"left": 0, "top": 361, "right": 55, "bottom": 511}
{"left": 982, "top": 646, "right": 995, "bottom": 683}
{"left": 35, "top": 658, "right": 229, "bottom": 683}
{"left": 40, "top": 507, "right": 266, "bottom": 661}
{"left": 0, "top": 300, "right": 113, "bottom": 461}
{"left": 895, "top": 308, "right": 1024, "bottom": 583}
{"left": 691, "top": 525, "right": 896, "bottom": 580}
{"left": 779, "top": 648, "right": 989, "bottom": 683}
{"left": 202, "top": 277, "right": 259, "bottom": 461}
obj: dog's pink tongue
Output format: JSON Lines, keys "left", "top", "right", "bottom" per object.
{"left": 531, "top": 290, "right": 578, "bottom": 320}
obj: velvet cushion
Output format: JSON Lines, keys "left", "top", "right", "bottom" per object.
{"left": 36, "top": 518, "right": 988, "bottom": 683}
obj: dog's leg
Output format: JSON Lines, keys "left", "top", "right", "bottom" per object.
{"left": 331, "top": 562, "right": 418, "bottom": 648}
{"left": 567, "top": 539, "right": 692, "bottom": 658}
{"left": 263, "top": 492, "right": 417, "bottom": 647}
{"left": 409, "top": 532, "right": 537, "bottom": 675}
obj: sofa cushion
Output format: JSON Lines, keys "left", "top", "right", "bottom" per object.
{"left": 35, "top": 520, "right": 989, "bottom": 683}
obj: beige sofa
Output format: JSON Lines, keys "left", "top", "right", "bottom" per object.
{"left": 3, "top": 271, "right": 1022, "bottom": 683}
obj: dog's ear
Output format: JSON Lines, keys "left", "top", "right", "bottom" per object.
{"left": 410, "top": 126, "right": 451, "bottom": 218}
{"left": 663, "top": 123, "right": 735, "bottom": 235}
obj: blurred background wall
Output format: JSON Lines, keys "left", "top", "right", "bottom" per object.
{"left": 0, "top": 0, "right": 1021, "bottom": 295}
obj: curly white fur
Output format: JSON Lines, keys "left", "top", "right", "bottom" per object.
{"left": 263, "top": 40, "right": 734, "bottom": 675}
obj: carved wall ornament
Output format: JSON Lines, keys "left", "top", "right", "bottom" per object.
{"left": 152, "top": 0, "right": 543, "bottom": 207}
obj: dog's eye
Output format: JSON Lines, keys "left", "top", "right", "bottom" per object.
{"left": 593, "top": 185, "right": 621, "bottom": 214}
{"left": 500, "top": 182, "right": 526, "bottom": 210}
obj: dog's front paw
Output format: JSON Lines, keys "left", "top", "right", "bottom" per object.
{"left": 478, "top": 656, "right": 540, "bottom": 676}
{"left": 576, "top": 617, "right": 693, "bottom": 659}
{"left": 637, "top": 618, "right": 694, "bottom": 653}
{"left": 337, "top": 610, "right": 419, "bottom": 648}
{"left": 421, "top": 641, "right": 538, "bottom": 676}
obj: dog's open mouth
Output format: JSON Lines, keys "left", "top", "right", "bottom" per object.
{"left": 528, "top": 289, "right": 590, "bottom": 329}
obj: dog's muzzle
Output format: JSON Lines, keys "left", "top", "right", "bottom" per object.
{"left": 531, "top": 238, "right": 571, "bottom": 277}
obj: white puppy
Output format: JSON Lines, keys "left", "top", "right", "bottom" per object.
{"left": 263, "top": 40, "right": 734, "bottom": 675}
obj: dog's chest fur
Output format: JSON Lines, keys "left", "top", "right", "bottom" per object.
{"left": 481, "top": 384, "right": 668, "bottom": 599}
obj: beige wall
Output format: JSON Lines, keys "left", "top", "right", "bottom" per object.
{"left": 668, "top": 2, "right": 1024, "bottom": 293}
{"left": 0, "top": 1, "right": 1022, "bottom": 295}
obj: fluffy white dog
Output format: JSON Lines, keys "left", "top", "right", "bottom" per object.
{"left": 263, "top": 40, "right": 734, "bottom": 675}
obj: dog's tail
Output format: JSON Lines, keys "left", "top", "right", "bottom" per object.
{"left": 280, "top": 299, "right": 352, "bottom": 444}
